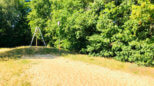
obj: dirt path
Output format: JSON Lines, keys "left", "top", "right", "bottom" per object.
{"left": 23, "top": 55, "right": 154, "bottom": 86}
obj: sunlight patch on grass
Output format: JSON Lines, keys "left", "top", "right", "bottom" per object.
{"left": 0, "top": 48, "right": 12, "bottom": 53}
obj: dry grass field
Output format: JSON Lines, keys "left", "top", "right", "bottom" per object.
{"left": 63, "top": 54, "right": 154, "bottom": 78}
{"left": 0, "top": 59, "right": 34, "bottom": 86}
{"left": 0, "top": 47, "right": 154, "bottom": 86}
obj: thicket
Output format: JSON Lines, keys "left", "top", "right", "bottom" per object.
{"left": 0, "top": 0, "right": 153, "bottom": 66}
{"left": 0, "top": 0, "right": 31, "bottom": 47}
{"left": 28, "top": 0, "right": 153, "bottom": 66}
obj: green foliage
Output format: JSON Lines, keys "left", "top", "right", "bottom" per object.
{"left": 27, "top": 0, "right": 51, "bottom": 40}
{"left": 1, "top": 0, "right": 152, "bottom": 66}
{"left": 0, "top": 0, "right": 31, "bottom": 47}
{"left": 27, "top": 0, "right": 154, "bottom": 66}
{"left": 84, "top": 0, "right": 154, "bottom": 66}
{"left": 44, "top": 0, "right": 98, "bottom": 51}
{"left": 115, "top": 41, "right": 154, "bottom": 66}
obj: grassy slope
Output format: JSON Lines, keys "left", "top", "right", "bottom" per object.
{"left": 0, "top": 46, "right": 154, "bottom": 81}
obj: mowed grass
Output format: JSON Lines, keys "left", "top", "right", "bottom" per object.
{"left": 0, "top": 46, "right": 154, "bottom": 85}
{"left": 0, "top": 46, "right": 68, "bottom": 86}
{"left": 0, "top": 47, "right": 41, "bottom": 86}
{"left": 0, "top": 59, "right": 33, "bottom": 86}
{"left": 63, "top": 54, "right": 154, "bottom": 78}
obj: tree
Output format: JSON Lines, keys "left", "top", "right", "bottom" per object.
{"left": 27, "top": 0, "right": 51, "bottom": 45}
{"left": 0, "top": 0, "right": 31, "bottom": 47}
{"left": 27, "top": 0, "right": 154, "bottom": 66}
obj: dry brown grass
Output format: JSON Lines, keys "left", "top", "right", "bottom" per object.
{"left": 25, "top": 58, "right": 154, "bottom": 86}
{"left": 0, "top": 59, "right": 38, "bottom": 86}
{"left": 63, "top": 54, "right": 154, "bottom": 78}
{"left": 0, "top": 55, "right": 154, "bottom": 86}
{"left": 0, "top": 47, "right": 154, "bottom": 86}
{"left": 0, "top": 48, "right": 12, "bottom": 53}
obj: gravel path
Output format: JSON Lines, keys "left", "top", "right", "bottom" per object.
{"left": 23, "top": 55, "right": 154, "bottom": 86}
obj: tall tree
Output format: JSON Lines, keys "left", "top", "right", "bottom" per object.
{"left": 0, "top": 0, "right": 31, "bottom": 47}
{"left": 27, "top": 0, "right": 51, "bottom": 45}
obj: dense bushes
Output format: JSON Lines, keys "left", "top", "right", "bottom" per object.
{"left": 114, "top": 41, "right": 154, "bottom": 66}
{"left": 25, "top": 0, "right": 154, "bottom": 66}
{"left": 0, "top": 0, "right": 153, "bottom": 66}
{"left": 0, "top": 0, "right": 32, "bottom": 47}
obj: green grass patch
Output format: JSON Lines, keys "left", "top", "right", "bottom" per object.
{"left": 0, "top": 46, "right": 70, "bottom": 59}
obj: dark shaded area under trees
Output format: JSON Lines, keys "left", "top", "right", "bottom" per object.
{"left": 0, "top": 0, "right": 31, "bottom": 47}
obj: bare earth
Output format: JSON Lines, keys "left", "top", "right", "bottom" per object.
{"left": 23, "top": 55, "right": 154, "bottom": 86}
